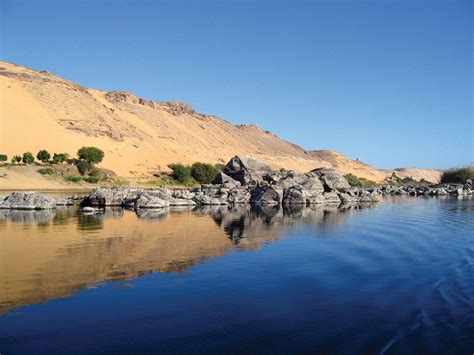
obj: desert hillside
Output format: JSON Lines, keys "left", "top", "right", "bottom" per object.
{"left": 0, "top": 61, "right": 441, "bottom": 183}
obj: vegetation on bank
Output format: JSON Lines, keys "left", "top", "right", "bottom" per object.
{"left": 0, "top": 147, "right": 107, "bottom": 185}
{"left": 141, "top": 162, "right": 224, "bottom": 187}
{"left": 344, "top": 174, "right": 378, "bottom": 188}
{"left": 384, "top": 172, "right": 433, "bottom": 186}
{"left": 441, "top": 165, "right": 473, "bottom": 184}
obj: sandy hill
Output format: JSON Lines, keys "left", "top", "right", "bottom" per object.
{"left": 0, "top": 61, "right": 441, "bottom": 183}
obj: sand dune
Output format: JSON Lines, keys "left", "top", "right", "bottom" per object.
{"left": 0, "top": 61, "right": 441, "bottom": 183}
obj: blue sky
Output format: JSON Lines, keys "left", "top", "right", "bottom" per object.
{"left": 1, "top": 0, "right": 472, "bottom": 169}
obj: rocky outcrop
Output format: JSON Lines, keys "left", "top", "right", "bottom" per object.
{"left": 79, "top": 156, "right": 379, "bottom": 209}
{"left": 377, "top": 183, "right": 472, "bottom": 197}
{"left": 0, "top": 192, "right": 56, "bottom": 210}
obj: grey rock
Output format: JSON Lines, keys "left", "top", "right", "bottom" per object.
{"left": 84, "top": 187, "right": 143, "bottom": 206}
{"left": 227, "top": 187, "right": 251, "bottom": 204}
{"left": 135, "top": 191, "right": 170, "bottom": 209}
{"left": 212, "top": 172, "right": 241, "bottom": 188}
{"left": 311, "top": 168, "right": 351, "bottom": 192}
{"left": 0, "top": 192, "right": 56, "bottom": 210}
{"left": 223, "top": 155, "right": 271, "bottom": 185}
{"left": 193, "top": 193, "right": 228, "bottom": 205}
{"left": 250, "top": 186, "right": 281, "bottom": 205}
{"left": 323, "top": 191, "right": 341, "bottom": 204}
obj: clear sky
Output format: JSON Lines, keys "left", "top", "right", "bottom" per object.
{"left": 1, "top": 0, "right": 472, "bottom": 169}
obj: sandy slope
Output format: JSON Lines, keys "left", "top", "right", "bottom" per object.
{"left": 0, "top": 61, "right": 441, "bottom": 184}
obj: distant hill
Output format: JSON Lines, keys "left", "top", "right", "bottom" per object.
{"left": 0, "top": 61, "right": 441, "bottom": 182}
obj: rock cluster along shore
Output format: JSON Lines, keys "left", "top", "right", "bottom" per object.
{"left": 0, "top": 156, "right": 378, "bottom": 210}
{"left": 377, "top": 179, "right": 472, "bottom": 197}
{"left": 78, "top": 156, "right": 380, "bottom": 209}
{"left": 0, "top": 156, "right": 471, "bottom": 211}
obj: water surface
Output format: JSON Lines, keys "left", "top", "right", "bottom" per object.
{"left": 0, "top": 197, "right": 472, "bottom": 354}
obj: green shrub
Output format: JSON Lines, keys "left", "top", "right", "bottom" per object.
{"left": 66, "top": 175, "right": 81, "bottom": 183}
{"left": 400, "top": 176, "right": 416, "bottom": 184}
{"left": 37, "top": 167, "right": 55, "bottom": 175}
{"left": 88, "top": 167, "right": 101, "bottom": 177}
{"left": 0, "top": 154, "right": 7, "bottom": 162}
{"left": 11, "top": 155, "right": 22, "bottom": 164}
{"left": 344, "top": 174, "right": 377, "bottom": 188}
{"left": 215, "top": 163, "right": 225, "bottom": 173}
{"left": 168, "top": 163, "right": 191, "bottom": 184}
{"left": 83, "top": 176, "right": 99, "bottom": 184}
{"left": 77, "top": 146, "right": 104, "bottom": 164}
{"left": 191, "top": 162, "right": 218, "bottom": 184}
{"left": 76, "top": 160, "right": 92, "bottom": 175}
{"left": 441, "top": 165, "right": 474, "bottom": 184}
{"left": 22, "top": 152, "right": 35, "bottom": 164}
{"left": 52, "top": 153, "right": 69, "bottom": 164}
{"left": 36, "top": 150, "right": 51, "bottom": 163}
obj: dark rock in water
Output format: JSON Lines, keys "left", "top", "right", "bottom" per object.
{"left": 82, "top": 187, "right": 143, "bottom": 206}
{"left": 0, "top": 192, "right": 56, "bottom": 210}
{"left": 193, "top": 192, "right": 228, "bottom": 205}
{"left": 251, "top": 186, "right": 281, "bottom": 205}
{"left": 311, "top": 168, "right": 351, "bottom": 192}
{"left": 227, "top": 186, "right": 251, "bottom": 204}
{"left": 282, "top": 186, "right": 306, "bottom": 205}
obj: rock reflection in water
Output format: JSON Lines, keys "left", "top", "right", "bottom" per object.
{"left": 0, "top": 209, "right": 56, "bottom": 225}
{"left": 0, "top": 203, "right": 373, "bottom": 313}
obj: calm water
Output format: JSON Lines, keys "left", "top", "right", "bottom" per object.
{"left": 0, "top": 197, "right": 473, "bottom": 354}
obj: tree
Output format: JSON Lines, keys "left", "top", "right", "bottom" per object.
{"left": 77, "top": 146, "right": 104, "bottom": 164}
{"left": 0, "top": 154, "right": 7, "bottom": 162}
{"left": 12, "top": 155, "right": 22, "bottom": 164}
{"left": 22, "top": 152, "right": 35, "bottom": 164}
{"left": 36, "top": 150, "right": 51, "bottom": 163}
{"left": 191, "top": 162, "right": 218, "bottom": 184}
{"left": 53, "top": 152, "right": 69, "bottom": 164}
{"left": 76, "top": 160, "right": 92, "bottom": 176}
{"left": 168, "top": 163, "right": 191, "bottom": 184}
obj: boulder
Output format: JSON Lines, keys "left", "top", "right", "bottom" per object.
{"left": 0, "top": 192, "right": 56, "bottom": 210}
{"left": 212, "top": 172, "right": 241, "bottom": 188}
{"left": 282, "top": 186, "right": 306, "bottom": 205}
{"left": 227, "top": 187, "right": 251, "bottom": 204}
{"left": 193, "top": 194, "right": 228, "bottom": 205}
{"left": 275, "top": 171, "right": 325, "bottom": 193}
{"left": 223, "top": 155, "right": 271, "bottom": 185}
{"left": 134, "top": 191, "right": 170, "bottom": 209}
{"left": 83, "top": 187, "right": 143, "bottom": 206}
{"left": 250, "top": 186, "right": 281, "bottom": 205}
{"left": 311, "top": 168, "right": 351, "bottom": 192}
